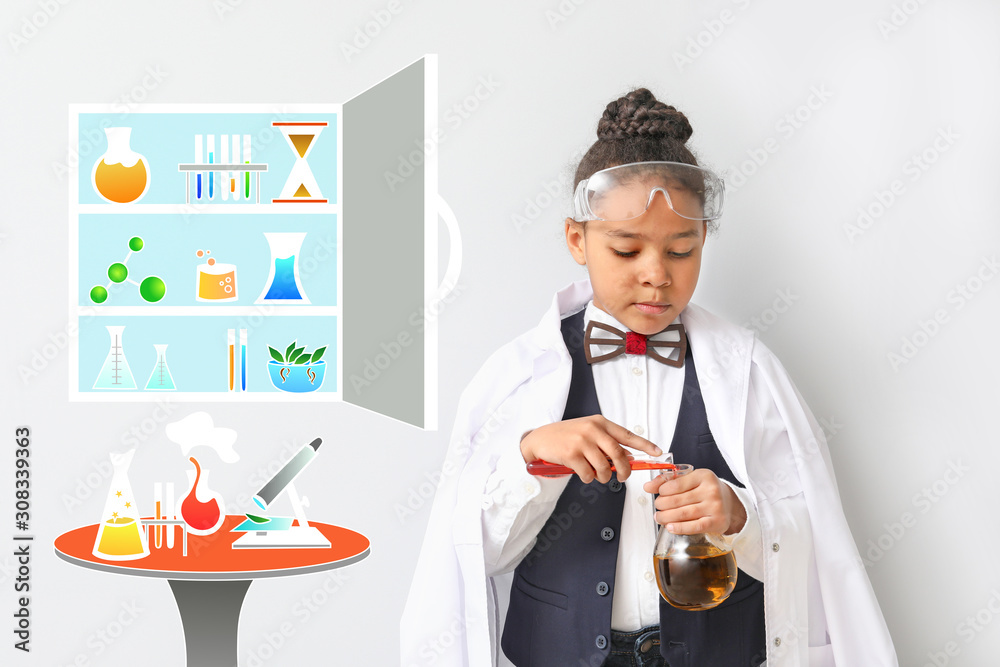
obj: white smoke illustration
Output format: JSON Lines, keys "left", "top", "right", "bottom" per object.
{"left": 165, "top": 412, "right": 239, "bottom": 463}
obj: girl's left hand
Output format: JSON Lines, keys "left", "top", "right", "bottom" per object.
{"left": 642, "top": 468, "right": 747, "bottom": 535}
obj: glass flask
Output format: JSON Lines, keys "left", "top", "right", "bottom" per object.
{"left": 652, "top": 463, "right": 738, "bottom": 610}
{"left": 177, "top": 457, "right": 226, "bottom": 536}
{"left": 94, "top": 325, "right": 137, "bottom": 390}
{"left": 92, "top": 127, "right": 151, "bottom": 204}
{"left": 256, "top": 232, "right": 310, "bottom": 304}
{"left": 93, "top": 449, "right": 150, "bottom": 561}
{"left": 144, "top": 344, "right": 176, "bottom": 391}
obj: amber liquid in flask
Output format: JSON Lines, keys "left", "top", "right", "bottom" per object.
{"left": 651, "top": 463, "right": 738, "bottom": 610}
{"left": 654, "top": 543, "right": 738, "bottom": 610}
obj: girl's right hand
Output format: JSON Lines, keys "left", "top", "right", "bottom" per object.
{"left": 519, "top": 416, "right": 663, "bottom": 484}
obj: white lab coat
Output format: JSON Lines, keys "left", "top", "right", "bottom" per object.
{"left": 401, "top": 279, "right": 898, "bottom": 667}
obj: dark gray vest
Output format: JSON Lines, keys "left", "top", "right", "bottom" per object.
{"left": 500, "top": 309, "right": 765, "bottom": 667}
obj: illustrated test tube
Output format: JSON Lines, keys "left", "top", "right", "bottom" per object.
{"left": 220, "top": 137, "right": 229, "bottom": 201}
{"left": 228, "top": 328, "right": 235, "bottom": 392}
{"left": 207, "top": 134, "right": 215, "bottom": 199}
{"left": 240, "top": 329, "right": 247, "bottom": 391}
{"left": 231, "top": 135, "right": 240, "bottom": 201}
{"left": 194, "top": 135, "right": 203, "bottom": 200}
{"left": 154, "top": 482, "right": 163, "bottom": 548}
{"left": 243, "top": 135, "right": 251, "bottom": 200}
{"left": 165, "top": 482, "right": 175, "bottom": 548}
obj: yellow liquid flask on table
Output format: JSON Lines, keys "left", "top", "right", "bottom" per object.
{"left": 93, "top": 449, "right": 149, "bottom": 561}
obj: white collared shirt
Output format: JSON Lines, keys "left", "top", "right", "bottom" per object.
{"left": 481, "top": 300, "right": 758, "bottom": 631}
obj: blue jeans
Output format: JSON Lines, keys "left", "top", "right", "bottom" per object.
{"left": 600, "top": 626, "right": 665, "bottom": 667}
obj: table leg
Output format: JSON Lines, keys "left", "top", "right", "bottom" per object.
{"left": 168, "top": 579, "right": 252, "bottom": 667}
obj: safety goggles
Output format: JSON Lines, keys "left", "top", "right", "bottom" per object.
{"left": 572, "top": 161, "right": 725, "bottom": 223}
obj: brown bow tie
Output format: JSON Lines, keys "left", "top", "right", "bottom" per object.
{"left": 583, "top": 321, "right": 686, "bottom": 367}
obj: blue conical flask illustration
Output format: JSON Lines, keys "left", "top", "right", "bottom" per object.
{"left": 144, "top": 344, "right": 176, "bottom": 391}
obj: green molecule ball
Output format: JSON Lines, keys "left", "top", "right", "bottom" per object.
{"left": 107, "top": 263, "right": 128, "bottom": 283}
{"left": 139, "top": 276, "right": 166, "bottom": 303}
{"left": 90, "top": 286, "right": 108, "bottom": 304}
{"left": 129, "top": 236, "right": 144, "bottom": 252}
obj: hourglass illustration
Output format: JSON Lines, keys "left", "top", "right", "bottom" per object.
{"left": 256, "top": 232, "right": 310, "bottom": 304}
{"left": 94, "top": 325, "right": 137, "bottom": 390}
{"left": 93, "top": 449, "right": 149, "bottom": 560}
{"left": 272, "top": 122, "right": 327, "bottom": 203}
{"left": 92, "top": 127, "right": 151, "bottom": 204}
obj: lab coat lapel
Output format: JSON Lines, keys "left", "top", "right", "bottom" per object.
{"left": 680, "top": 303, "right": 754, "bottom": 488}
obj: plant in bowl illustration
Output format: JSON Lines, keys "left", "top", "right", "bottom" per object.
{"left": 267, "top": 340, "right": 327, "bottom": 393}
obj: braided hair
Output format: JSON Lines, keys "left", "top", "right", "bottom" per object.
{"left": 573, "top": 88, "right": 715, "bottom": 232}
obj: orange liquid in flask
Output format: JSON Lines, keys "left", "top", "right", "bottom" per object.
{"left": 94, "top": 161, "right": 148, "bottom": 203}
{"left": 654, "top": 543, "right": 738, "bottom": 610}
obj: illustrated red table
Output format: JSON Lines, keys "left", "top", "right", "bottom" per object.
{"left": 54, "top": 515, "right": 370, "bottom": 666}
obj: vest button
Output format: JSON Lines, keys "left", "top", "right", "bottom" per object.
{"left": 596, "top": 581, "right": 609, "bottom": 596}
{"left": 600, "top": 527, "right": 615, "bottom": 541}
{"left": 595, "top": 634, "right": 608, "bottom": 649}
{"left": 608, "top": 479, "right": 622, "bottom": 492}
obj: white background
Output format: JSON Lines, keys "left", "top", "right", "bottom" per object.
{"left": 1, "top": 1, "right": 998, "bottom": 666}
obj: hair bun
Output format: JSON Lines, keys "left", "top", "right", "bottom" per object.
{"left": 596, "top": 88, "right": 693, "bottom": 143}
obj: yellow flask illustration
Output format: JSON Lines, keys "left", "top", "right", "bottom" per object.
{"left": 92, "top": 449, "right": 149, "bottom": 561}
{"left": 92, "top": 127, "right": 151, "bottom": 204}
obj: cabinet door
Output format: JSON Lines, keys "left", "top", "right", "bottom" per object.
{"left": 343, "top": 56, "right": 438, "bottom": 429}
